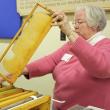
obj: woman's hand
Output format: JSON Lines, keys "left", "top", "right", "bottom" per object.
{"left": 0, "top": 67, "right": 29, "bottom": 85}
{"left": 0, "top": 67, "right": 29, "bottom": 84}
{"left": 22, "top": 67, "right": 29, "bottom": 76}
{"left": 0, "top": 77, "right": 4, "bottom": 84}
{"left": 52, "top": 11, "right": 78, "bottom": 42}
{"left": 0, "top": 74, "right": 12, "bottom": 84}
{"left": 0, "top": 75, "right": 14, "bottom": 85}
{"left": 52, "top": 11, "right": 72, "bottom": 36}
{"left": 22, "top": 67, "right": 29, "bottom": 79}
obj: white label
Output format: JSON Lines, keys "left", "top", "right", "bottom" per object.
{"left": 61, "top": 53, "right": 73, "bottom": 62}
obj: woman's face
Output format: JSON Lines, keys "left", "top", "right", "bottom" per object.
{"left": 74, "top": 10, "right": 96, "bottom": 40}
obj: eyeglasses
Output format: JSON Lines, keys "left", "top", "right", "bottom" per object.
{"left": 72, "top": 20, "right": 86, "bottom": 25}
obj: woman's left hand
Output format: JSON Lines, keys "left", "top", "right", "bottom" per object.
{"left": 52, "top": 11, "right": 72, "bottom": 36}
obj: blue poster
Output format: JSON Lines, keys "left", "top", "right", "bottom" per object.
{"left": 0, "top": 0, "right": 22, "bottom": 39}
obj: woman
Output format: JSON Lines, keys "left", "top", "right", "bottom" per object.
{"left": 1, "top": 5, "right": 110, "bottom": 110}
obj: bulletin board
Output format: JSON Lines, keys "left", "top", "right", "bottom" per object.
{"left": 17, "top": 0, "right": 110, "bottom": 16}
{"left": 0, "top": 0, "right": 22, "bottom": 39}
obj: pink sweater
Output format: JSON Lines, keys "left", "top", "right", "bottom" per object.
{"left": 27, "top": 37, "right": 110, "bottom": 110}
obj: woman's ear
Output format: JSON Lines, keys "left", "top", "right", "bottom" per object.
{"left": 91, "top": 26, "right": 99, "bottom": 32}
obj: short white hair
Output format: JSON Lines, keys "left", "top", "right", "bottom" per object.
{"left": 75, "top": 5, "right": 107, "bottom": 31}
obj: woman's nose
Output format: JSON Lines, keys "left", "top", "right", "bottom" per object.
{"left": 74, "top": 24, "right": 79, "bottom": 29}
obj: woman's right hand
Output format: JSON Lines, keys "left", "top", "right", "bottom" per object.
{"left": 0, "top": 77, "right": 4, "bottom": 84}
{"left": 22, "top": 67, "right": 29, "bottom": 79}
{"left": 0, "top": 73, "right": 14, "bottom": 84}
{"left": 22, "top": 67, "right": 29, "bottom": 76}
{"left": 0, "top": 67, "right": 29, "bottom": 85}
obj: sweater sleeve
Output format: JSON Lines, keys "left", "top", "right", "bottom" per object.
{"left": 71, "top": 37, "right": 110, "bottom": 78}
{"left": 26, "top": 42, "right": 71, "bottom": 78}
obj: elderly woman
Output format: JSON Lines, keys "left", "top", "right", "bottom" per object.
{"left": 1, "top": 5, "right": 110, "bottom": 110}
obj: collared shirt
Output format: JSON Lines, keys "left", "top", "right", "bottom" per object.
{"left": 87, "top": 32, "right": 107, "bottom": 45}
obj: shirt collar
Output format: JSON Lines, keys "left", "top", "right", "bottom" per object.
{"left": 87, "top": 32, "right": 106, "bottom": 45}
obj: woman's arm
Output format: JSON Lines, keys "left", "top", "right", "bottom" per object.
{"left": 71, "top": 37, "right": 110, "bottom": 78}
{"left": 24, "top": 42, "right": 71, "bottom": 79}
